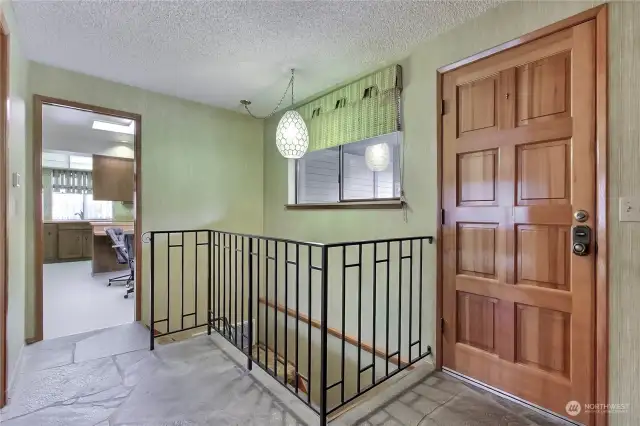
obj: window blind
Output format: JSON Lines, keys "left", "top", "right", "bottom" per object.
{"left": 50, "top": 168, "right": 93, "bottom": 194}
{"left": 297, "top": 64, "right": 402, "bottom": 152}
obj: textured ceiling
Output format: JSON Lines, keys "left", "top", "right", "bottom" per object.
{"left": 43, "top": 104, "right": 134, "bottom": 155}
{"left": 13, "top": 0, "right": 503, "bottom": 115}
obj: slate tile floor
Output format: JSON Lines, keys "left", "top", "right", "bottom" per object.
{"left": 1, "top": 322, "right": 573, "bottom": 426}
{"left": 356, "top": 372, "right": 573, "bottom": 426}
{"left": 0, "top": 323, "right": 308, "bottom": 426}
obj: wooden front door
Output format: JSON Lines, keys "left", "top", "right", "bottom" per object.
{"left": 442, "top": 20, "right": 596, "bottom": 424}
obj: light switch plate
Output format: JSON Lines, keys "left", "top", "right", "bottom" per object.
{"left": 620, "top": 197, "right": 640, "bottom": 222}
{"left": 12, "top": 172, "right": 20, "bottom": 188}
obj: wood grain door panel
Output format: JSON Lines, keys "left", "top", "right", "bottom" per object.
{"left": 442, "top": 21, "right": 596, "bottom": 425}
{"left": 92, "top": 154, "right": 134, "bottom": 202}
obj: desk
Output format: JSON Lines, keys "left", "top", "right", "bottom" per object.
{"left": 90, "top": 222, "right": 134, "bottom": 276}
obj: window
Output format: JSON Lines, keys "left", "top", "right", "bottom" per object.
{"left": 295, "top": 132, "right": 401, "bottom": 204}
{"left": 51, "top": 193, "right": 84, "bottom": 220}
{"left": 83, "top": 194, "right": 113, "bottom": 220}
{"left": 296, "top": 148, "right": 339, "bottom": 204}
{"left": 51, "top": 193, "right": 112, "bottom": 220}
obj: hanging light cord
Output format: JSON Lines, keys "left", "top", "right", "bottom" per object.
{"left": 243, "top": 69, "right": 296, "bottom": 119}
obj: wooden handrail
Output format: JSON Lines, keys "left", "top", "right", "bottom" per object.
{"left": 258, "top": 297, "right": 411, "bottom": 368}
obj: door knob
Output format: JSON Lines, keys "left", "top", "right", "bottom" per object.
{"left": 574, "top": 210, "right": 588, "bottom": 222}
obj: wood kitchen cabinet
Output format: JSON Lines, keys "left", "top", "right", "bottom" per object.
{"left": 46, "top": 222, "right": 94, "bottom": 262}
{"left": 82, "top": 230, "right": 93, "bottom": 257}
{"left": 92, "top": 154, "right": 134, "bottom": 202}
{"left": 58, "top": 229, "right": 84, "bottom": 259}
{"left": 44, "top": 224, "right": 58, "bottom": 262}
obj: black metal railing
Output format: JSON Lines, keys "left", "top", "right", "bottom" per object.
{"left": 146, "top": 230, "right": 433, "bottom": 425}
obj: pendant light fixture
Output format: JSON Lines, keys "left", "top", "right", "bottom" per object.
{"left": 241, "top": 69, "right": 309, "bottom": 159}
{"left": 365, "top": 142, "right": 390, "bottom": 172}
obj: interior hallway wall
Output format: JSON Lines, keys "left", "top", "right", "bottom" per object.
{"left": 264, "top": 2, "right": 640, "bottom": 425}
{"left": 2, "top": 0, "right": 30, "bottom": 390}
{"left": 26, "top": 63, "right": 265, "bottom": 340}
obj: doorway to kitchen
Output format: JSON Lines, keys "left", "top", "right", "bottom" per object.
{"left": 33, "top": 96, "right": 142, "bottom": 341}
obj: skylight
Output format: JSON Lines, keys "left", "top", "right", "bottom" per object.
{"left": 92, "top": 120, "right": 135, "bottom": 135}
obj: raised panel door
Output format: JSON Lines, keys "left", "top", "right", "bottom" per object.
{"left": 442, "top": 22, "right": 596, "bottom": 424}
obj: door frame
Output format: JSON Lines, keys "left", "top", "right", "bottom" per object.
{"left": 435, "top": 5, "right": 608, "bottom": 425}
{"left": 0, "top": 10, "right": 9, "bottom": 409}
{"left": 31, "top": 95, "right": 143, "bottom": 342}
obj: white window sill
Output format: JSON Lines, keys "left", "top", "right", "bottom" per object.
{"left": 285, "top": 199, "right": 403, "bottom": 210}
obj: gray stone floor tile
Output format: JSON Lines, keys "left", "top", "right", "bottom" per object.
{"left": 75, "top": 384, "right": 131, "bottom": 404}
{"left": 110, "top": 353, "right": 250, "bottom": 424}
{"left": 4, "top": 357, "right": 122, "bottom": 420}
{"left": 154, "top": 334, "right": 223, "bottom": 365}
{"left": 4, "top": 323, "right": 567, "bottom": 426}
{"left": 384, "top": 400, "right": 424, "bottom": 425}
{"left": 31, "top": 329, "right": 102, "bottom": 352}
{"left": 19, "top": 344, "right": 74, "bottom": 373}
{"left": 398, "top": 390, "right": 419, "bottom": 404}
{"left": 412, "top": 395, "right": 440, "bottom": 416}
{"left": 427, "top": 392, "right": 531, "bottom": 426}
{"left": 521, "top": 410, "right": 570, "bottom": 426}
{"left": 416, "top": 418, "right": 438, "bottom": 426}
{"left": 74, "top": 323, "right": 149, "bottom": 363}
{"left": 430, "top": 372, "right": 470, "bottom": 395}
{"left": 113, "top": 349, "right": 160, "bottom": 387}
{"left": 413, "top": 383, "right": 456, "bottom": 405}
{"left": 352, "top": 372, "right": 572, "bottom": 426}
{"left": 0, "top": 401, "right": 118, "bottom": 426}
{"left": 366, "top": 409, "right": 389, "bottom": 425}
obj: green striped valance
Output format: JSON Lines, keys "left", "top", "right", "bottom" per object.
{"left": 297, "top": 65, "right": 402, "bottom": 152}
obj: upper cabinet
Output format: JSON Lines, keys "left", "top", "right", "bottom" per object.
{"left": 92, "top": 154, "right": 134, "bottom": 202}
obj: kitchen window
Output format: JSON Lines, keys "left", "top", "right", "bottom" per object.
{"left": 51, "top": 193, "right": 113, "bottom": 221}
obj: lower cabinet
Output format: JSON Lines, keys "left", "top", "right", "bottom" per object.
{"left": 44, "top": 224, "right": 58, "bottom": 262}
{"left": 82, "top": 231, "right": 93, "bottom": 258}
{"left": 45, "top": 222, "right": 94, "bottom": 262}
{"left": 58, "top": 230, "right": 84, "bottom": 259}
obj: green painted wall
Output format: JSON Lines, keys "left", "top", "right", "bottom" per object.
{"left": 112, "top": 202, "right": 134, "bottom": 221}
{"left": 26, "top": 63, "right": 265, "bottom": 340}
{"left": 2, "top": 0, "right": 30, "bottom": 389}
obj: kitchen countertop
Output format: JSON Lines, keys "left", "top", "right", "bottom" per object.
{"left": 90, "top": 221, "right": 134, "bottom": 236}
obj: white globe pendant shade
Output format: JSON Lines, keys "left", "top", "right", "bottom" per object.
{"left": 276, "top": 111, "right": 309, "bottom": 159}
{"left": 365, "top": 143, "right": 390, "bottom": 172}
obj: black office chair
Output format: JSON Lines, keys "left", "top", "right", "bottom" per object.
{"left": 105, "top": 228, "right": 135, "bottom": 299}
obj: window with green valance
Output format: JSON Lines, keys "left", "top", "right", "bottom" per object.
{"left": 296, "top": 64, "right": 402, "bottom": 152}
